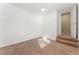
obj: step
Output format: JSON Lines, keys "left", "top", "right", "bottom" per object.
{"left": 57, "top": 39, "right": 78, "bottom": 48}
{"left": 57, "top": 35, "right": 78, "bottom": 42}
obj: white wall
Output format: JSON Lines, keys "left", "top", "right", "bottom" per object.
{"left": 57, "top": 12, "right": 61, "bottom": 36}
{"left": 0, "top": 4, "right": 58, "bottom": 47}
{"left": 78, "top": 4, "right": 79, "bottom": 39}
{"left": 42, "top": 10, "right": 57, "bottom": 40}
{"left": 0, "top": 4, "right": 42, "bottom": 47}
{"left": 71, "top": 5, "right": 76, "bottom": 38}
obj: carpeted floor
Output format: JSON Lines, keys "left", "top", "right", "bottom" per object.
{"left": 0, "top": 39, "right": 79, "bottom": 55}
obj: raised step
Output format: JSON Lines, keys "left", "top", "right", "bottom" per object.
{"left": 57, "top": 39, "right": 78, "bottom": 48}
{"left": 57, "top": 35, "right": 78, "bottom": 42}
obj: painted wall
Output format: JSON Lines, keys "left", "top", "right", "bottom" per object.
{"left": 0, "top": 4, "right": 58, "bottom": 47}
{"left": 78, "top": 4, "right": 79, "bottom": 39}
{"left": 42, "top": 10, "right": 57, "bottom": 40}
{"left": 61, "top": 13, "right": 71, "bottom": 35}
{"left": 71, "top": 5, "right": 76, "bottom": 38}
{"left": 0, "top": 4, "right": 42, "bottom": 47}
{"left": 57, "top": 12, "right": 61, "bottom": 36}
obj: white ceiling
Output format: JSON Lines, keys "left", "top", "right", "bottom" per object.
{"left": 11, "top": 3, "right": 76, "bottom": 15}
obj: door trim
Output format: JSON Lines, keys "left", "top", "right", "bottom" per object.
{"left": 76, "top": 4, "right": 78, "bottom": 39}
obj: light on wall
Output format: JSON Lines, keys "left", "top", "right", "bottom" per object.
{"left": 41, "top": 8, "right": 45, "bottom": 11}
{"left": 42, "top": 37, "right": 47, "bottom": 40}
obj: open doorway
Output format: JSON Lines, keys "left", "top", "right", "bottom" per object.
{"left": 57, "top": 4, "right": 78, "bottom": 48}
{"left": 61, "top": 12, "right": 71, "bottom": 36}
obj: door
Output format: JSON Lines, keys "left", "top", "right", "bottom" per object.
{"left": 61, "top": 12, "right": 71, "bottom": 35}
